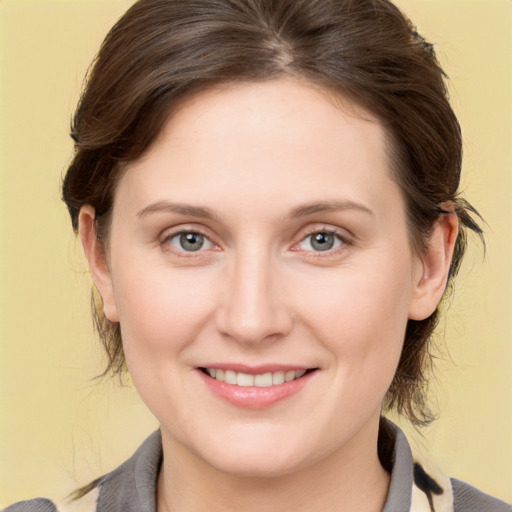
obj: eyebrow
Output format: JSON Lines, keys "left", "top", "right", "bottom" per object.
{"left": 290, "top": 200, "right": 374, "bottom": 218}
{"left": 137, "top": 201, "right": 218, "bottom": 220}
{"left": 137, "top": 200, "right": 374, "bottom": 220}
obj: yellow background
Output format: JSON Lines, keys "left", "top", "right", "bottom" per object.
{"left": 1, "top": 0, "right": 510, "bottom": 505}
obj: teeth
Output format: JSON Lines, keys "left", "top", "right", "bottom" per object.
{"left": 205, "top": 368, "right": 308, "bottom": 386}
{"left": 285, "top": 370, "right": 296, "bottom": 382}
{"left": 224, "top": 370, "right": 237, "bottom": 385}
{"left": 272, "top": 371, "right": 285, "bottom": 385}
{"left": 236, "top": 373, "right": 254, "bottom": 387}
{"left": 254, "top": 372, "right": 272, "bottom": 387}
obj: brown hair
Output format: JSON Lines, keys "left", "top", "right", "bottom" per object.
{"left": 63, "top": 0, "right": 482, "bottom": 426}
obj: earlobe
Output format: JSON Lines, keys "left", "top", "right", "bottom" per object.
{"left": 408, "top": 212, "right": 459, "bottom": 320}
{"left": 78, "top": 206, "right": 119, "bottom": 322}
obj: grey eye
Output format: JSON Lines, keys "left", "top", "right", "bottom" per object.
{"left": 298, "top": 232, "right": 342, "bottom": 252}
{"left": 310, "top": 232, "right": 335, "bottom": 251}
{"left": 168, "top": 232, "right": 212, "bottom": 252}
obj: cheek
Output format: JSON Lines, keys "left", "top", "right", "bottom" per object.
{"left": 112, "top": 262, "right": 217, "bottom": 356}
{"left": 111, "top": 263, "right": 221, "bottom": 421}
{"left": 294, "top": 259, "right": 413, "bottom": 386}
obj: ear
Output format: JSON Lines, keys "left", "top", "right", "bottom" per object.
{"left": 408, "top": 211, "right": 459, "bottom": 320}
{"left": 78, "top": 206, "right": 119, "bottom": 322}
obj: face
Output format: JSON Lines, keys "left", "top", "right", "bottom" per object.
{"left": 88, "top": 79, "right": 433, "bottom": 477}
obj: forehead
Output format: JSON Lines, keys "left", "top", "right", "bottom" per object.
{"left": 117, "top": 78, "right": 403, "bottom": 221}
{"left": 150, "top": 79, "right": 382, "bottom": 157}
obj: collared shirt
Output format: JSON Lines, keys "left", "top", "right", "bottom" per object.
{"left": 4, "top": 421, "right": 510, "bottom": 512}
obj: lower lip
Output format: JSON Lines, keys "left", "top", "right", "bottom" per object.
{"left": 198, "top": 370, "right": 314, "bottom": 409}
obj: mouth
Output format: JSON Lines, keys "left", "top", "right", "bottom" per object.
{"left": 199, "top": 367, "right": 315, "bottom": 387}
{"left": 197, "top": 366, "right": 318, "bottom": 409}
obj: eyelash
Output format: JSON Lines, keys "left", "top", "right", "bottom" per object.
{"left": 160, "top": 227, "right": 351, "bottom": 256}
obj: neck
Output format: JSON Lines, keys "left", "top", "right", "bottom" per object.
{"left": 157, "top": 418, "right": 390, "bottom": 512}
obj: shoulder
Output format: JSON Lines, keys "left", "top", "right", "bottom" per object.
{"left": 93, "top": 429, "right": 162, "bottom": 511}
{"left": 381, "top": 419, "right": 510, "bottom": 512}
{"left": 2, "top": 431, "right": 161, "bottom": 512}
{"left": 2, "top": 488, "right": 98, "bottom": 512}
{"left": 2, "top": 499, "right": 58, "bottom": 512}
{"left": 452, "top": 478, "right": 511, "bottom": 512}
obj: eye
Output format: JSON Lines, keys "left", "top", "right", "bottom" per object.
{"left": 166, "top": 231, "right": 213, "bottom": 252}
{"left": 297, "top": 231, "right": 343, "bottom": 252}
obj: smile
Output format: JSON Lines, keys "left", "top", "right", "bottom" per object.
{"left": 198, "top": 366, "right": 317, "bottom": 409}
{"left": 203, "top": 368, "right": 307, "bottom": 387}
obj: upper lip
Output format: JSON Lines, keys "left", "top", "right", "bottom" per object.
{"left": 198, "top": 363, "right": 315, "bottom": 375}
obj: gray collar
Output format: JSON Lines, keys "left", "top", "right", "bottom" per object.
{"left": 382, "top": 422, "right": 415, "bottom": 512}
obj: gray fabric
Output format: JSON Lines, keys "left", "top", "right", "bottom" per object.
{"left": 382, "top": 425, "right": 414, "bottom": 512}
{"left": 3, "top": 499, "right": 57, "bottom": 512}
{"left": 95, "top": 430, "right": 161, "bottom": 512}
{"left": 452, "top": 479, "right": 511, "bottom": 512}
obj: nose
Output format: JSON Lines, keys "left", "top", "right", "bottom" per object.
{"left": 215, "top": 246, "right": 293, "bottom": 345}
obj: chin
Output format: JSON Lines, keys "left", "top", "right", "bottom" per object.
{"left": 208, "top": 453, "right": 304, "bottom": 479}
{"left": 194, "top": 431, "right": 309, "bottom": 478}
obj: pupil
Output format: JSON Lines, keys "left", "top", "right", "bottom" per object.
{"left": 311, "top": 232, "right": 334, "bottom": 251}
{"left": 180, "top": 232, "right": 203, "bottom": 251}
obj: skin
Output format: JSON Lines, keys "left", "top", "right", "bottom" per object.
{"left": 80, "top": 78, "right": 458, "bottom": 511}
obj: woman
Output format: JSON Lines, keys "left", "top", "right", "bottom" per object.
{"left": 4, "top": 0, "right": 510, "bottom": 511}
